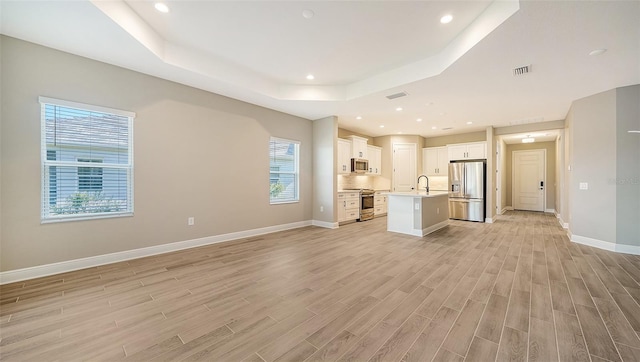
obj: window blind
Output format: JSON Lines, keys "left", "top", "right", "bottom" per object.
{"left": 40, "top": 97, "right": 135, "bottom": 222}
{"left": 269, "top": 137, "right": 299, "bottom": 203}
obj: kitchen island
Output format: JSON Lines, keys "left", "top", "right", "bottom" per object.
{"left": 385, "top": 190, "right": 449, "bottom": 237}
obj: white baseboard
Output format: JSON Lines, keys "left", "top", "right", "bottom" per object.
{"left": 485, "top": 218, "right": 494, "bottom": 224}
{"left": 571, "top": 234, "right": 640, "bottom": 255}
{"left": 502, "top": 207, "right": 513, "bottom": 214}
{"left": 0, "top": 220, "right": 312, "bottom": 285}
{"left": 422, "top": 220, "right": 450, "bottom": 236}
{"left": 556, "top": 214, "right": 569, "bottom": 229}
{"left": 545, "top": 208, "right": 556, "bottom": 214}
{"left": 312, "top": 220, "right": 339, "bottom": 229}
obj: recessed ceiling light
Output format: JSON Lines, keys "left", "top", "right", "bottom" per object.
{"left": 396, "top": 107, "right": 403, "bottom": 111}
{"left": 306, "top": 74, "right": 315, "bottom": 80}
{"left": 431, "top": 126, "right": 437, "bottom": 130}
{"left": 380, "top": 125, "right": 385, "bottom": 128}
{"left": 356, "top": 116, "right": 362, "bottom": 120}
{"left": 302, "top": 9, "right": 315, "bottom": 19}
{"left": 466, "top": 121, "right": 473, "bottom": 125}
{"left": 154, "top": 2, "right": 169, "bottom": 13}
{"left": 416, "top": 118, "right": 422, "bottom": 122}
{"left": 397, "top": 131, "right": 403, "bottom": 134}
{"left": 440, "top": 14, "right": 453, "bottom": 24}
{"left": 522, "top": 135, "right": 535, "bottom": 143}
{"left": 589, "top": 48, "right": 607, "bottom": 56}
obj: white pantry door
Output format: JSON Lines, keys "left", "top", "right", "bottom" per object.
{"left": 513, "top": 149, "right": 545, "bottom": 211}
{"left": 392, "top": 143, "right": 416, "bottom": 192}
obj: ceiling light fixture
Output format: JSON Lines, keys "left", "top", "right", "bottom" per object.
{"left": 302, "top": 9, "right": 315, "bottom": 19}
{"left": 466, "top": 121, "right": 473, "bottom": 125}
{"left": 416, "top": 118, "right": 422, "bottom": 122}
{"left": 431, "top": 126, "right": 437, "bottom": 130}
{"left": 356, "top": 116, "right": 362, "bottom": 120}
{"left": 589, "top": 48, "right": 607, "bottom": 56}
{"left": 306, "top": 74, "right": 315, "bottom": 80}
{"left": 379, "top": 125, "right": 385, "bottom": 128}
{"left": 397, "top": 132, "right": 403, "bottom": 134}
{"left": 522, "top": 136, "right": 535, "bottom": 143}
{"left": 396, "top": 107, "right": 403, "bottom": 111}
{"left": 440, "top": 14, "right": 453, "bottom": 24}
{"left": 154, "top": 2, "right": 169, "bottom": 13}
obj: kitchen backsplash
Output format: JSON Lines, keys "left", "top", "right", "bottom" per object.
{"left": 339, "top": 175, "right": 448, "bottom": 191}
{"left": 338, "top": 175, "right": 391, "bottom": 190}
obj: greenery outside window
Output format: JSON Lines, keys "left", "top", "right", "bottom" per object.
{"left": 269, "top": 137, "right": 299, "bottom": 204}
{"left": 40, "top": 97, "right": 135, "bottom": 222}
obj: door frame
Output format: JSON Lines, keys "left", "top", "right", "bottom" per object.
{"left": 392, "top": 143, "right": 417, "bottom": 192}
{"left": 512, "top": 149, "right": 546, "bottom": 211}
{"left": 495, "top": 140, "right": 502, "bottom": 215}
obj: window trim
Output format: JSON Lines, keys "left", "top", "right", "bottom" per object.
{"left": 269, "top": 137, "right": 300, "bottom": 205}
{"left": 40, "top": 96, "right": 135, "bottom": 223}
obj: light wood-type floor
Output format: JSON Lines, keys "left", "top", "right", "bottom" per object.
{"left": 2, "top": 211, "right": 640, "bottom": 361}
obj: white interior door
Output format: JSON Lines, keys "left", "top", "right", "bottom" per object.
{"left": 513, "top": 149, "right": 545, "bottom": 211}
{"left": 392, "top": 143, "right": 416, "bottom": 192}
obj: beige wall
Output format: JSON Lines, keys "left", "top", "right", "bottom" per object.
{"left": 505, "top": 141, "right": 556, "bottom": 211}
{"left": 0, "top": 36, "right": 313, "bottom": 271}
{"left": 569, "top": 89, "right": 617, "bottom": 244}
{"left": 423, "top": 131, "right": 486, "bottom": 147}
{"left": 615, "top": 85, "right": 640, "bottom": 246}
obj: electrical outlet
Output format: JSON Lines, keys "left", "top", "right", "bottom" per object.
{"left": 579, "top": 182, "right": 588, "bottom": 190}
{"left": 320, "top": 206, "right": 324, "bottom": 212}
{"left": 188, "top": 217, "right": 194, "bottom": 226}
{"left": 414, "top": 202, "right": 420, "bottom": 210}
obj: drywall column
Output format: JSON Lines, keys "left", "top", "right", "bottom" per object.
{"left": 615, "top": 85, "right": 640, "bottom": 247}
{"left": 486, "top": 127, "right": 495, "bottom": 222}
{"left": 312, "top": 116, "right": 338, "bottom": 227}
{"left": 570, "top": 89, "right": 617, "bottom": 246}
{"left": 562, "top": 109, "right": 573, "bottom": 229}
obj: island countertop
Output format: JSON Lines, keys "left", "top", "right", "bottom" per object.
{"left": 384, "top": 190, "right": 449, "bottom": 198}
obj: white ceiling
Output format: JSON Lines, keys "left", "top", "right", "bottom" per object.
{"left": 1, "top": 1, "right": 639, "bottom": 140}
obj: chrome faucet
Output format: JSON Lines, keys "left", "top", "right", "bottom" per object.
{"left": 417, "top": 175, "right": 430, "bottom": 193}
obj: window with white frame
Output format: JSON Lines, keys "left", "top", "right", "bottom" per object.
{"left": 269, "top": 137, "right": 299, "bottom": 204}
{"left": 40, "top": 97, "right": 135, "bottom": 222}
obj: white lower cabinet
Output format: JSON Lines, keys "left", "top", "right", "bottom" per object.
{"left": 338, "top": 192, "right": 360, "bottom": 222}
{"left": 374, "top": 191, "right": 388, "bottom": 216}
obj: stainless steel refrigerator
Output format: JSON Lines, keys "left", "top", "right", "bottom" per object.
{"left": 448, "top": 160, "right": 486, "bottom": 222}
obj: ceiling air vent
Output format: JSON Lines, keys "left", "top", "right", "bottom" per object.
{"left": 512, "top": 65, "right": 531, "bottom": 76}
{"left": 386, "top": 91, "right": 408, "bottom": 100}
{"left": 441, "top": 127, "right": 453, "bottom": 131}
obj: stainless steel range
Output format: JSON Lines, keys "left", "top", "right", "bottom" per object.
{"left": 344, "top": 188, "right": 375, "bottom": 221}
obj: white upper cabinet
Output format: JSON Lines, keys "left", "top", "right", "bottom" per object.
{"left": 448, "top": 142, "right": 487, "bottom": 161}
{"left": 349, "top": 136, "right": 368, "bottom": 159}
{"left": 367, "top": 145, "right": 382, "bottom": 175}
{"left": 337, "top": 138, "right": 351, "bottom": 174}
{"left": 422, "top": 147, "right": 448, "bottom": 176}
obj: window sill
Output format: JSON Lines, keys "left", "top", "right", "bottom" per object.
{"left": 41, "top": 212, "right": 133, "bottom": 224}
{"left": 270, "top": 200, "right": 300, "bottom": 205}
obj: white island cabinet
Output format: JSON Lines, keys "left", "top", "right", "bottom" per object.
{"left": 385, "top": 191, "right": 449, "bottom": 237}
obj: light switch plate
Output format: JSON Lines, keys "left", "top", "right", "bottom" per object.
{"left": 579, "top": 182, "right": 588, "bottom": 190}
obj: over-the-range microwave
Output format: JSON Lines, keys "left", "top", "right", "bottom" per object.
{"left": 351, "top": 158, "right": 368, "bottom": 174}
